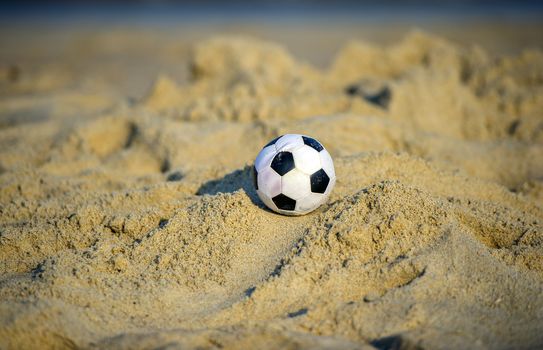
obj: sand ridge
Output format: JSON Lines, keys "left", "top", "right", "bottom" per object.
{"left": 0, "top": 30, "right": 542, "bottom": 349}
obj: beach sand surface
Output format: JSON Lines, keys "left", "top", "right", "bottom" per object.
{"left": 0, "top": 23, "right": 542, "bottom": 349}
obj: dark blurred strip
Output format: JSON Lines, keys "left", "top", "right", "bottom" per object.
{"left": 1, "top": 0, "right": 543, "bottom": 24}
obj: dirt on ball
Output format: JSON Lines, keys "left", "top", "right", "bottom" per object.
{"left": 0, "top": 24, "right": 543, "bottom": 350}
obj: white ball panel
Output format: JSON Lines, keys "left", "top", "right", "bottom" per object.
{"left": 324, "top": 176, "right": 336, "bottom": 196}
{"left": 275, "top": 134, "right": 304, "bottom": 152}
{"left": 257, "top": 167, "right": 282, "bottom": 198}
{"left": 275, "top": 208, "right": 303, "bottom": 216}
{"left": 281, "top": 168, "right": 311, "bottom": 200}
{"left": 292, "top": 146, "right": 322, "bottom": 175}
{"left": 319, "top": 149, "right": 335, "bottom": 178}
{"left": 256, "top": 189, "right": 278, "bottom": 212}
{"left": 296, "top": 192, "right": 327, "bottom": 213}
{"left": 254, "top": 145, "right": 277, "bottom": 172}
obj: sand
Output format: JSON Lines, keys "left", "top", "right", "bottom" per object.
{"left": 0, "top": 27, "right": 542, "bottom": 349}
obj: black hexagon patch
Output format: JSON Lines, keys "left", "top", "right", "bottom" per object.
{"left": 264, "top": 135, "right": 283, "bottom": 148}
{"left": 271, "top": 151, "right": 295, "bottom": 176}
{"left": 310, "top": 169, "right": 330, "bottom": 194}
{"left": 272, "top": 194, "right": 296, "bottom": 211}
{"left": 302, "top": 136, "right": 324, "bottom": 152}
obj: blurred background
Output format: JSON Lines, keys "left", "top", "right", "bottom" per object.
{"left": 1, "top": 0, "right": 542, "bottom": 99}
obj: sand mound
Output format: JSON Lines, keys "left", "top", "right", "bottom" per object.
{"left": 1, "top": 31, "right": 542, "bottom": 349}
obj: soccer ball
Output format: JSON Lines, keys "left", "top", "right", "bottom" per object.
{"left": 253, "top": 134, "right": 335, "bottom": 215}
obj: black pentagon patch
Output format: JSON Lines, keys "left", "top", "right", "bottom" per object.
{"left": 252, "top": 166, "right": 258, "bottom": 190}
{"left": 271, "top": 151, "right": 295, "bottom": 176}
{"left": 272, "top": 194, "right": 296, "bottom": 211}
{"left": 310, "top": 169, "right": 330, "bottom": 194}
{"left": 264, "top": 135, "right": 283, "bottom": 148}
{"left": 302, "top": 136, "right": 323, "bottom": 152}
